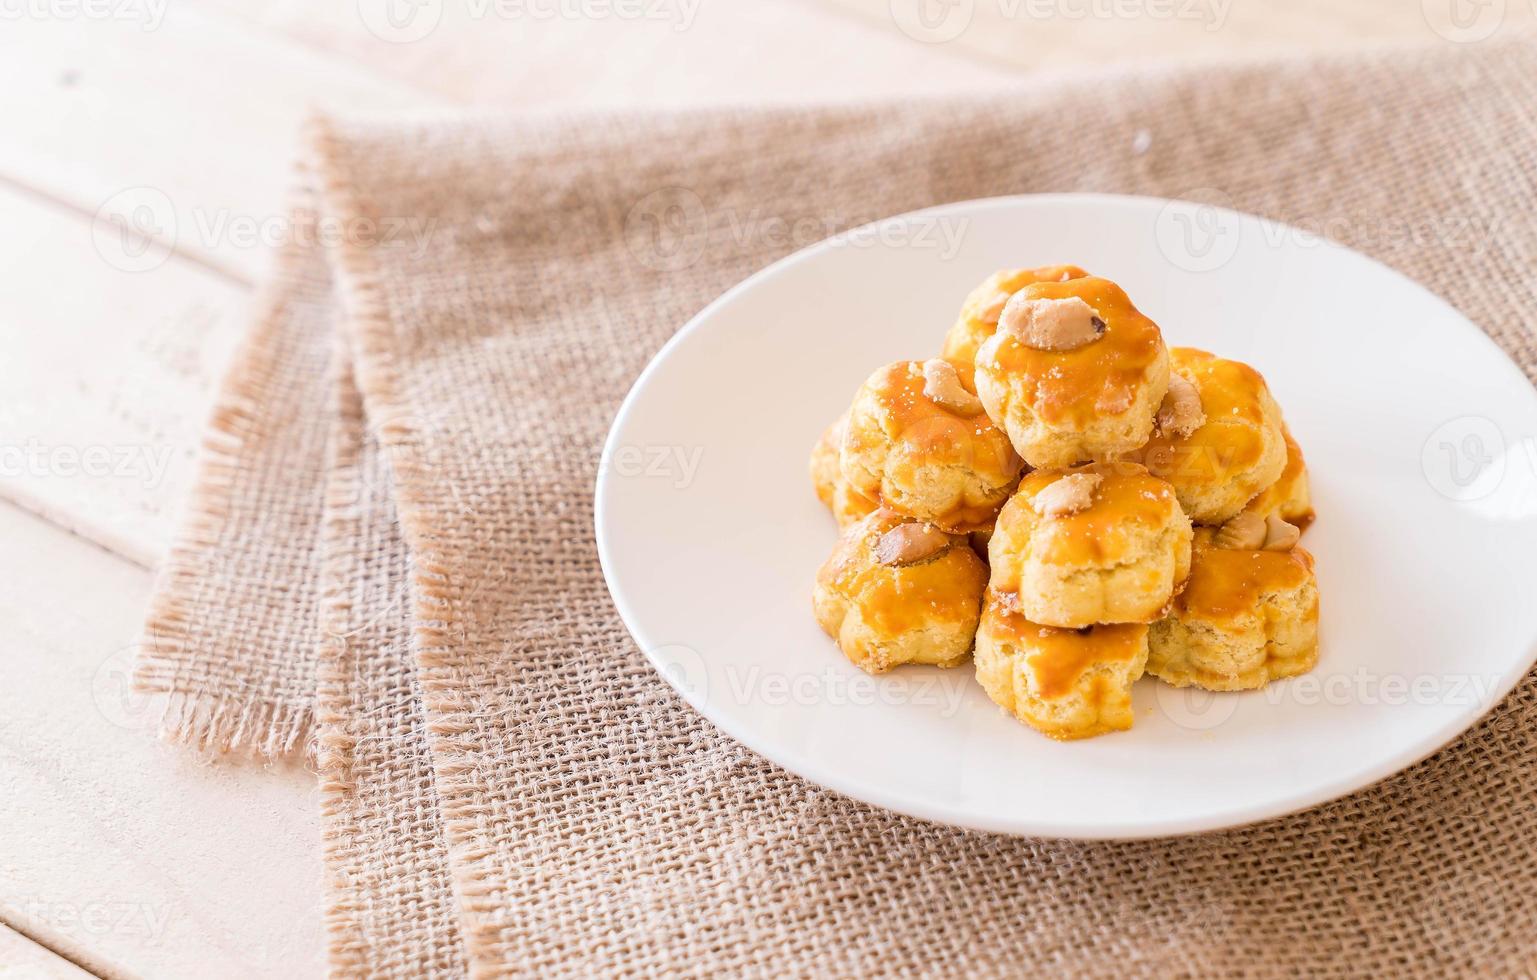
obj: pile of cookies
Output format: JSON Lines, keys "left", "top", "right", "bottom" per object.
{"left": 810, "top": 267, "right": 1318, "bottom": 740}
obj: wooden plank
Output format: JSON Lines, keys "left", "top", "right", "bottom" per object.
{"left": 0, "top": 926, "right": 99, "bottom": 980}
{"left": 0, "top": 11, "right": 446, "bottom": 565}
{"left": 0, "top": 187, "right": 250, "bottom": 567}
{"left": 814, "top": 0, "right": 1537, "bottom": 71}
{"left": 0, "top": 1, "right": 1009, "bottom": 568}
{"left": 0, "top": 501, "right": 322, "bottom": 980}
{"left": 0, "top": 9, "right": 445, "bottom": 283}
{"left": 188, "top": 0, "right": 1017, "bottom": 105}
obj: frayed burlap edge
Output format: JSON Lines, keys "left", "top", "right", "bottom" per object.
{"left": 304, "top": 117, "right": 493, "bottom": 967}
{"left": 313, "top": 336, "right": 375, "bottom": 972}
{"left": 134, "top": 234, "right": 318, "bottom": 759}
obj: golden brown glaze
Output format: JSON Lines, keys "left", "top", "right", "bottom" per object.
{"left": 1005, "top": 462, "right": 1183, "bottom": 568}
{"left": 841, "top": 360, "right": 1020, "bottom": 531}
{"left": 810, "top": 415, "right": 879, "bottom": 528}
{"left": 942, "top": 265, "right": 1092, "bottom": 365}
{"left": 816, "top": 511, "right": 987, "bottom": 635}
{"left": 985, "top": 598, "right": 1148, "bottom": 699}
{"left": 854, "top": 359, "right": 981, "bottom": 435}
{"left": 980, "top": 277, "right": 1166, "bottom": 426}
{"left": 1141, "top": 347, "right": 1273, "bottom": 485}
{"left": 1279, "top": 427, "right": 1306, "bottom": 486}
{"left": 811, "top": 422, "right": 840, "bottom": 509}
{"left": 1179, "top": 528, "right": 1317, "bottom": 625}
{"left": 1243, "top": 424, "right": 1314, "bottom": 528}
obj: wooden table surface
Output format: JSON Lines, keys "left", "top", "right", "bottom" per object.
{"left": 1, "top": 1, "right": 1527, "bottom": 976}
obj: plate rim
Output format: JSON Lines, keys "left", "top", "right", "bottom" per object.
{"left": 594, "top": 191, "right": 1537, "bottom": 839}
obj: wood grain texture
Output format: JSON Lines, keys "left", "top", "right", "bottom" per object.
{"left": 0, "top": 6, "right": 445, "bottom": 283}
{"left": 189, "top": 0, "right": 1018, "bottom": 105}
{"left": 0, "top": 0, "right": 1008, "bottom": 568}
{"left": 0, "top": 501, "right": 323, "bottom": 980}
{"left": 0, "top": 6, "right": 444, "bottom": 564}
{"left": 819, "top": 0, "right": 1537, "bottom": 72}
{"left": 0, "top": 188, "right": 250, "bottom": 566}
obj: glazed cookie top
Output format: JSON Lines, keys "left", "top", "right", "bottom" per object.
{"left": 1177, "top": 527, "right": 1316, "bottom": 624}
{"left": 984, "top": 598, "right": 1148, "bottom": 699}
{"left": 996, "top": 461, "right": 1185, "bottom": 569}
{"left": 816, "top": 510, "right": 987, "bottom": 634}
{"left": 977, "top": 276, "right": 1167, "bottom": 426}
{"left": 841, "top": 359, "right": 1021, "bottom": 527}
{"left": 848, "top": 358, "right": 985, "bottom": 434}
{"left": 1142, "top": 347, "right": 1279, "bottom": 485}
{"left": 942, "top": 264, "right": 1091, "bottom": 364}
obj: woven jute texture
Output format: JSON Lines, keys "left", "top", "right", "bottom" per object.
{"left": 314, "top": 344, "right": 467, "bottom": 978}
{"left": 137, "top": 39, "right": 1537, "bottom": 977}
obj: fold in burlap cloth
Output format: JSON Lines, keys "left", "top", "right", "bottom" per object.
{"left": 135, "top": 39, "right": 1537, "bottom": 977}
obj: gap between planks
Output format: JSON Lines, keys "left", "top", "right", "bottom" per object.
{"left": 0, "top": 918, "right": 110, "bottom": 980}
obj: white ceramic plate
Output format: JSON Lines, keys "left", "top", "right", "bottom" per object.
{"left": 595, "top": 194, "right": 1537, "bottom": 839}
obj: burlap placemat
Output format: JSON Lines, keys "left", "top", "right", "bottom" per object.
{"left": 137, "top": 38, "right": 1537, "bottom": 977}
